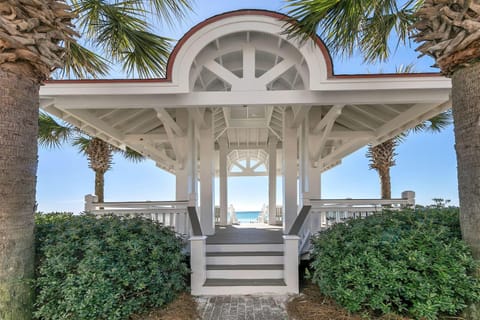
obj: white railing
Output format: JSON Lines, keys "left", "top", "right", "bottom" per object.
{"left": 258, "top": 205, "right": 283, "bottom": 225}
{"left": 293, "top": 191, "right": 415, "bottom": 254}
{"left": 84, "top": 194, "right": 191, "bottom": 235}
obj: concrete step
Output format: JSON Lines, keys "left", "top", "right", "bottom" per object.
{"left": 206, "top": 264, "right": 283, "bottom": 270}
{"left": 195, "top": 278, "right": 288, "bottom": 295}
{"left": 206, "top": 264, "right": 283, "bottom": 279}
{"left": 194, "top": 284, "right": 290, "bottom": 295}
{"left": 206, "top": 243, "right": 284, "bottom": 252}
{"left": 204, "top": 279, "right": 286, "bottom": 286}
{"left": 206, "top": 251, "right": 284, "bottom": 265}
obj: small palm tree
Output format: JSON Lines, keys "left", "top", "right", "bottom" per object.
{"left": 367, "top": 111, "right": 452, "bottom": 199}
{"left": 39, "top": 113, "right": 144, "bottom": 203}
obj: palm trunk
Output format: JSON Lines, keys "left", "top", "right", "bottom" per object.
{"left": 452, "top": 62, "right": 480, "bottom": 319}
{"left": 95, "top": 170, "right": 105, "bottom": 203}
{"left": 0, "top": 69, "right": 37, "bottom": 319}
{"left": 452, "top": 62, "right": 480, "bottom": 260}
{"left": 379, "top": 167, "right": 391, "bottom": 200}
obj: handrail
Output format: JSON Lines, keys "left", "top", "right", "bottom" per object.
{"left": 309, "top": 198, "right": 412, "bottom": 206}
{"left": 288, "top": 205, "right": 312, "bottom": 235}
{"left": 187, "top": 207, "right": 203, "bottom": 236}
{"left": 91, "top": 200, "right": 189, "bottom": 209}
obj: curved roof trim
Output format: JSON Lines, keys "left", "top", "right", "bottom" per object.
{"left": 47, "top": 9, "right": 442, "bottom": 84}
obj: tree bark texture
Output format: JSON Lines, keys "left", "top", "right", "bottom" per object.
{"left": 453, "top": 62, "right": 480, "bottom": 320}
{"left": 94, "top": 170, "right": 105, "bottom": 204}
{"left": 379, "top": 167, "right": 392, "bottom": 200}
{"left": 452, "top": 62, "right": 480, "bottom": 260}
{"left": 0, "top": 69, "right": 38, "bottom": 319}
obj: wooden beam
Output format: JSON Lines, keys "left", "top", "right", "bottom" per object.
{"left": 291, "top": 105, "right": 312, "bottom": 128}
{"left": 204, "top": 60, "right": 240, "bottom": 86}
{"left": 312, "top": 105, "right": 344, "bottom": 134}
{"left": 124, "top": 133, "right": 169, "bottom": 143}
{"left": 189, "top": 108, "right": 206, "bottom": 129}
{"left": 373, "top": 101, "right": 451, "bottom": 145}
{"left": 243, "top": 45, "right": 255, "bottom": 81}
{"left": 258, "top": 59, "right": 295, "bottom": 85}
{"left": 155, "top": 108, "right": 184, "bottom": 137}
{"left": 310, "top": 118, "right": 336, "bottom": 163}
{"left": 52, "top": 88, "right": 451, "bottom": 109}
{"left": 65, "top": 109, "right": 125, "bottom": 142}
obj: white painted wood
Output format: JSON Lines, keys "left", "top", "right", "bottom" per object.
{"left": 206, "top": 269, "right": 283, "bottom": 279}
{"left": 242, "top": 44, "right": 255, "bottom": 81}
{"left": 190, "top": 236, "right": 207, "bottom": 296}
{"left": 200, "top": 112, "right": 215, "bottom": 235}
{"left": 84, "top": 194, "right": 98, "bottom": 211}
{"left": 219, "top": 137, "right": 228, "bottom": 226}
{"left": 282, "top": 108, "right": 298, "bottom": 233}
{"left": 283, "top": 235, "right": 299, "bottom": 294}
{"left": 47, "top": 87, "right": 450, "bottom": 109}
{"left": 206, "top": 255, "right": 283, "bottom": 265}
{"left": 156, "top": 108, "right": 184, "bottom": 137}
{"left": 206, "top": 244, "right": 283, "bottom": 252}
{"left": 268, "top": 135, "right": 278, "bottom": 225}
{"left": 193, "top": 285, "right": 289, "bottom": 295}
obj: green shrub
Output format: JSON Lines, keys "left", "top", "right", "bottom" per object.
{"left": 34, "top": 213, "right": 189, "bottom": 320}
{"left": 310, "top": 208, "right": 480, "bottom": 319}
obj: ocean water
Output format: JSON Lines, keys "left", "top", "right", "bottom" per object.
{"left": 235, "top": 211, "right": 260, "bottom": 223}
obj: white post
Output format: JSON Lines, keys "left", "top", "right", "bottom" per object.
{"left": 190, "top": 235, "right": 207, "bottom": 295}
{"left": 283, "top": 108, "right": 298, "bottom": 233}
{"left": 219, "top": 136, "right": 228, "bottom": 226}
{"left": 268, "top": 135, "right": 278, "bottom": 225}
{"left": 283, "top": 235, "right": 299, "bottom": 294}
{"left": 84, "top": 194, "right": 98, "bottom": 212}
{"left": 200, "top": 111, "right": 215, "bottom": 235}
{"left": 175, "top": 110, "right": 198, "bottom": 234}
{"left": 299, "top": 118, "right": 322, "bottom": 205}
{"left": 401, "top": 190, "right": 415, "bottom": 207}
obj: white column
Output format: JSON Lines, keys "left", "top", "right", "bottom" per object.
{"left": 283, "top": 235, "right": 300, "bottom": 294}
{"left": 200, "top": 112, "right": 215, "bottom": 235}
{"left": 175, "top": 110, "right": 198, "bottom": 234}
{"left": 299, "top": 118, "right": 322, "bottom": 205}
{"left": 175, "top": 110, "right": 197, "bottom": 202}
{"left": 282, "top": 108, "right": 298, "bottom": 233}
{"left": 219, "top": 136, "right": 228, "bottom": 226}
{"left": 190, "top": 235, "right": 207, "bottom": 295}
{"left": 268, "top": 135, "right": 278, "bottom": 225}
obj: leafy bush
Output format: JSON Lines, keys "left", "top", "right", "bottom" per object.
{"left": 310, "top": 208, "right": 480, "bottom": 319}
{"left": 34, "top": 213, "right": 189, "bottom": 320}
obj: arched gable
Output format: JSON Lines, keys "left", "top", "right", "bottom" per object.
{"left": 167, "top": 10, "right": 333, "bottom": 92}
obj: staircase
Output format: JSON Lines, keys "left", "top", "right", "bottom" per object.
{"left": 198, "top": 242, "right": 289, "bottom": 295}
{"left": 189, "top": 225, "right": 299, "bottom": 295}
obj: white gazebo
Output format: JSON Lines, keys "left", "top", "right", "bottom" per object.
{"left": 40, "top": 10, "right": 451, "bottom": 295}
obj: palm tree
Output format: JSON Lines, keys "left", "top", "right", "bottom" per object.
{"left": 0, "top": 0, "right": 191, "bottom": 318}
{"left": 284, "top": 0, "right": 480, "bottom": 317}
{"left": 39, "top": 113, "right": 144, "bottom": 203}
{"left": 367, "top": 110, "right": 452, "bottom": 199}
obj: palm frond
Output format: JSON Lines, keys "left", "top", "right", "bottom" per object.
{"left": 283, "top": 0, "right": 420, "bottom": 63}
{"left": 410, "top": 110, "right": 452, "bottom": 134}
{"left": 120, "top": 30, "right": 171, "bottom": 78}
{"left": 72, "top": 136, "right": 92, "bottom": 155}
{"left": 144, "top": 0, "right": 193, "bottom": 26}
{"left": 38, "top": 113, "right": 75, "bottom": 148}
{"left": 62, "top": 40, "right": 110, "bottom": 79}
{"left": 116, "top": 147, "right": 145, "bottom": 163}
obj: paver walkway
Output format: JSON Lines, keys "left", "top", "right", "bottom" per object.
{"left": 197, "top": 295, "right": 289, "bottom": 320}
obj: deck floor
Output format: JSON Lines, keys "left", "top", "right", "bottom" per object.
{"left": 206, "top": 224, "right": 283, "bottom": 244}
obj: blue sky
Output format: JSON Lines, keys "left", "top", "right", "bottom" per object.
{"left": 36, "top": 0, "right": 458, "bottom": 213}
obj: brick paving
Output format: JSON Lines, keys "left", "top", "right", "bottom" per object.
{"left": 196, "top": 295, "right": 289, "bottom": 320}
